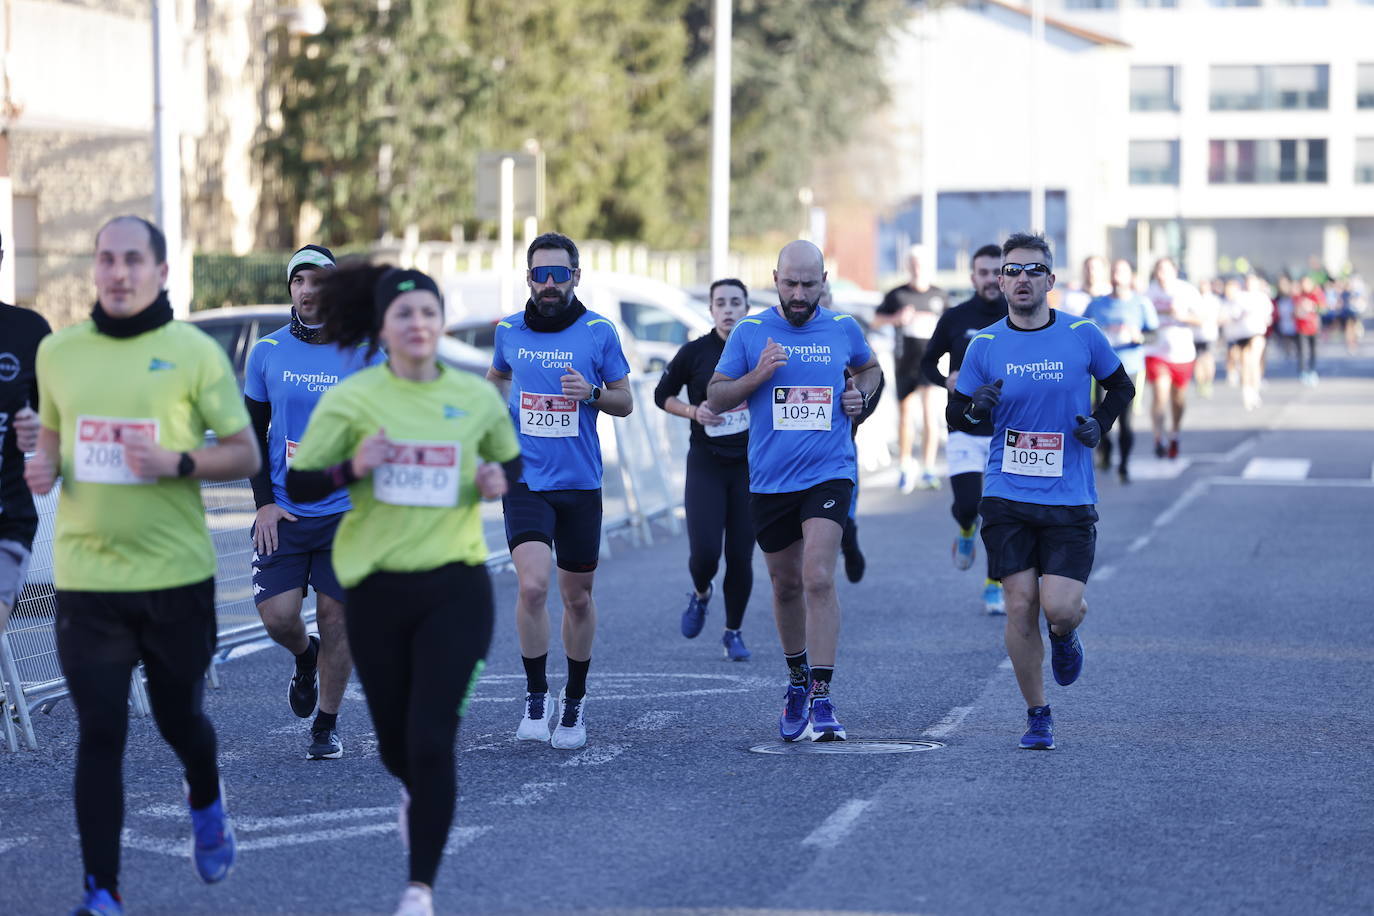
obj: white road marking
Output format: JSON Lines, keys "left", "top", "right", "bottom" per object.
{"left": 1241, "top": 457, "right": 1311, "bottom": 480}
{"left": 998, "top": 657, "right": 1013, "bottom": 670}
{"left": 802, "top": 799, "right": 873, "bottom": 850}
{"left": 627, "top": 710, "right": 684, "bottom": 730}
{"left": 0, "top": 836, "right": 32, "bottom": 854}
{"left": 469, "top": 672, "right": 772, "bottom": 704}
{"left": 559, "top": 744, "right": 627, "bottom": 767}
{"left": 921, "top": 706, "right": 974, "bottom": 740}
{"left": 1126, "top": 535, "right": 1150, "bottom": 553}
{"left": 1211, "top": 476, "right": 1374, "bottom": 489}
{"left": 1094, "top": 564, "right": 1116, "bottom": 582}
{"left": 139, "top": 804, "right": 396, "bottom": 832}
{"left": 493, "top": 781, "right": 566, "bottom": 806}
{"left": 442, "top": 825, "right": 490, "bottom": 854}
{"left": 1153, "top": 479, "right": 1209, "bottom": 529}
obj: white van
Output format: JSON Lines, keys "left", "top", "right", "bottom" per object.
{"left": 443, "top": 270, "right": 712, "bottom": 372}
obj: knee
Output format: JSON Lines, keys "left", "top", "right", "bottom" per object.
{"left": 800, "top": 567, "right": 834, "bottom": 600}
{"left": 770, "top": 573, "right": 804, "bottom": 604}
{"left": 1044, "top": 597, "right": 1086, "bottom": 629}
{"left": 315, "top": 599, "right": 346, "bottom": 631}
{"left": 517, "top": 579, "right": 550, "bottom": 611}
{"left": 561, "top": 587, "right": 593, "bottom": 618}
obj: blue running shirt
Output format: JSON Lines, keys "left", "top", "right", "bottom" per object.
{"left": 956, "top": 312, "right": 1122, "bottom": 506}
{"left": 491, "top": 310, "right": 632, "bottom": 491}
{"left": 715, "top": 306, "right": 872, "bottom": 494}
{"left": 244, "top": 327, "right": 383, "bottom": 516}
{"left": 1083, "top": 294, "right": 1159, "bottom": 377}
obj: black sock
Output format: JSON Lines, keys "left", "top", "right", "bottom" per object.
{"left": 522, "top": 653, "right": 549, "bottom": 695}
{"left": 294, "top": 636, "right": 318, "bottom": 672}
{"left": 565, "top": 657, "right": 590, "bottom": 701}
{"left": 810, "top": 666, "right": 834, "bottom": 698}
{"left": 314, "top": 710, "right": 337, "bottom": 732}
{"left": 785, "top": 649, "right": 809, "bottom": 687}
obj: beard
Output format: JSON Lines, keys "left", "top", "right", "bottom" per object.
{"left": 1009, "top": 295, "right": 1043, "bottom": 315}
{"left": 780, "top": 296, "right": 819, "bottom": 327}
{"left": 534, "top": 287, "right": 570, "bottom": 317}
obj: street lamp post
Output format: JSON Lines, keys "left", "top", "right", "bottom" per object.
{"left": 709, "top": 0, "right": 732, "bottom": 281}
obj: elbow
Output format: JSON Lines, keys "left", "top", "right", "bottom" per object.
{"left": 238, "top": 440, "right": 262, "bottom": 479}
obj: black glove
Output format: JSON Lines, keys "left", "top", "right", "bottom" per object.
{"left": 966, "top": 378, "right": 1003, "bottom": 422}
{"left": 1073, "top": 414, "right": 1102, "bottom": 448}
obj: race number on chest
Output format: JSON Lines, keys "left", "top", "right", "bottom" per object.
{"left": 1001, "top": 429, "right": 1063, "bottom": 478}
{"left": 520, "top": 391, "right": 579, "bottom": 438}
{"left": 75, "top": 416, "right": 159, "bottom": 485}
{"left": 706, "top": 404, "right": 749, "bottom": 438}
{"left": 374, "top": 440, "right": 460, "bottom": 507}
{"left": 772, "top": 386, "right": 832, "bottom": 431}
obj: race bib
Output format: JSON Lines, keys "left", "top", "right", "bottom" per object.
{"left": 1001, "top": 429, "right": 1063, "bottom": 478}
{"left": 373, "top": 440, "right": 460, "bottom": 507}
{"left": 285, "top": 439, "right": 299, "bottom": 466}
{"left": 520, "top": 391, "right": 579, "bottom": 438}
{"left": 705, "top": 404, "right": 750, "bottom": 438}
{"left": 74, "top": 416, "right": 159, "bottom": 485}
{"left": 772, "top": 386, "right": 832, "bottom": 431}
{"left": 1103, "top": 323, "right": 1136, "bottom": 348}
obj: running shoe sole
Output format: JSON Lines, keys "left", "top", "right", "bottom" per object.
{"left": 1018, "top": 735, "right": 1055, "bottom": 750}
{"left": 516, "top": 694, "right": 557, "bottom": 742}
{"left": 306, "top": 733, "right": 343, "bottom": 760}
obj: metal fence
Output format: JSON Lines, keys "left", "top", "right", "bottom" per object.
{"left": 0, "top": 379, "right": 690, "bottom": 751}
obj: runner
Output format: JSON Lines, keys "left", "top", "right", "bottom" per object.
{"left": 1220, "top": 274, "right": 1271, "bottom": 411}
{"left": 707, "top": 240, "right": 882, "bottom": 742}
{"left": 872, "top": 244, "right": 945, "bottom": 492}
{"left": 0, "top": 230, "right": 51, "bottom": 637}
{"left": 26, "top": 216, "right": 257, "bottom": 914}
{"left": 244, "top": 244, "right": 382, "bottom": 760}
{"left": 286, "top": 264, "right": 519, "bottom": 916}
{"left": 1083, "top": 259, "right": 1158, "bottom": 482}
{"left": 654, "top": 277, "right": 754, "bottom": 659}
{"left": 1058, "top": 255, "right": 1109, "bottom": 318}
{"left": 948, "top": 232, "right": 1134, "bottom": 750}
{"left": 1144, "top": 257, "right": 1201, "bottom": 459}
{"left": 921, "top": 243, "right": 1009, "bottom": 614}
{"left": 487, "top": 232, "right": 633, "bottom": 750}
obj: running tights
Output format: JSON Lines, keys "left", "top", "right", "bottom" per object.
{"left": 950, "top": 472, "right": 983, "bottom": 531}
{"left": 346, "top": 563, "right": 494, "bottom": 887}
{"left": 684, "top": 447, "right": 754, "bottom": 630}
{"left": 1296, "top": 334, "right": 1318, "bottom": 374}
{"left": 1095, "top": 383, "right": 1134, "bottom": 469}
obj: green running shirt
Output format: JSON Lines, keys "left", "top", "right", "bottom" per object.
{"left": 37, "top": 321, "right": 250, "bottom": 591}
{"left": 291, "top": 363, "right": 520, "bottom": 588}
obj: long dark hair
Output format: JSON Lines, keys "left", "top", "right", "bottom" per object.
{"left": 318, "top": 262, "right": 392, "bottom": 357}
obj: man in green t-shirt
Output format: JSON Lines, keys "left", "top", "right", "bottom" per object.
{"left": 24, "top": 216, "right": 261, "bottom": 916}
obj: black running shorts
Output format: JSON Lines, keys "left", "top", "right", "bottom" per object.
{"left": 978, "top": 497, "right": 1098, "bottom": 583}
{"left": 55, "top": 578, "right": 217, "bottom": 678}
{"left": 749, "top": 479, "right": 854, "bottom": 554}
{"left": 502, "top": 481, "right": 603, "bottom": 573}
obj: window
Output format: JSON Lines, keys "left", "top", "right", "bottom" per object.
{"left": 1358, "top": 65, "right": 1374, "bottom": 109}
{"left": 1133, "top": 0, "right": 1178, "bottom": 7}
{"left": 1208, "top": 0, "right": 1260, "bottom": 6}
{"left": 12, "top": 194, "right": 38, "bottom": 303}
{"left": 1357, "top": 139, "right": 1374, "bottom": 184}
{"left": 1275, "top": 0, "right": 1327, "bottom": 5}
{"left": 618, "top": 301, "right": 688, "bottom": 345}
{"left": 1064, "top": 0, "right": 1117, "bottom": 7}
{"left": 1130, "top": 140, "right": 1180, "bottom": 185}
{"left": 1131, "top": 66, "right": 1179, "bottom": 112}
{"left": 1210, "top": 64, "right": 1327, "bottom": 111}
{"left": 1208, "top": 139, "right": 1327, "bottom": 184}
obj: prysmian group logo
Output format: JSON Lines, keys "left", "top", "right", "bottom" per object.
{"left": 0, "top": 352, "right": 18, "bottom": 382}
{"left": 1005, "top": 358, "right": 1064, "bottom": 381}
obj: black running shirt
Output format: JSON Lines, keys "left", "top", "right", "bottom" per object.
{"left": 0, "top": 302, "right": 52, "bottom": 547}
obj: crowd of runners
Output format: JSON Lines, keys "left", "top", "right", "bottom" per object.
{"left": 0, "top": 214, "right": 1356, "bottom": 915}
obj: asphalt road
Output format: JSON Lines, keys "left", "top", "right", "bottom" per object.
{"left": 3, "top": 337, "right": 1371, "bottom": 916}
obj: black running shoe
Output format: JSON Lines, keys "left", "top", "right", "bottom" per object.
{"left": 307, "top": 726, "right": 343, "bottom": 760}
{"left": 288, "top": 635, "right": 320, "bottom": 718}
{"left": 843, "top": 544, "right": 866, "bottom": 583}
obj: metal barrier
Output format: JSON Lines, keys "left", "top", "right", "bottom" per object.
{"left": 0, "top": 378, "right": 693, "bottom": 750}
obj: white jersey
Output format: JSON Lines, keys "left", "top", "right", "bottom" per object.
{"left": 1146, "top": 280, "right": 1200, "bottom": 363}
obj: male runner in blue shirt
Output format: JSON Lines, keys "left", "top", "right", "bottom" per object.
{"left": 244, "top": 245, "right": 382, "bottom": 760}
{"left": 708, "top": 240, "right": 882, "bottom": 742}
{"left": 948, "top": 233, "right": 1135, "bottom": 750}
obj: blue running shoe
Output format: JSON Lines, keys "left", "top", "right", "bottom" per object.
{"left": 71, "top": 876, "right": 123, "bottom": 916}
{"left": 722, "top": 629, "right": 751, "bottom": 661}
{"left": 188, "top": 789, "right": 236, "bottom": 884}
{"left": 983, "top": 581, "right": 1005, "bottom": 616}
{"left": 1020, "top": 705, "right": 1055, "bottom": 750}
{"left": 779, "top": 684, "right": 811, "bottom": 741}
{"left": 1048, "top": 624, "right": 1084, "bottom": 686}
{"left": 953, "top": 527, "right": 977, "bottom": 570}
{"left": 808, "top": 696, "right": 846, "bottom": 742}
{"left": 680, "top": 586, "right": 711, "bottom": 638}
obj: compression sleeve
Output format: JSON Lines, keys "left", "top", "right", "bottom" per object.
{"left": 245, "top": 396, "right": 274, "bottom": 508}
{"left": 285, "top": 462, "right": 358, "bottom": 503}
{"left": 945, "top": 390, "right": 982, "bottom": 434}
{"left": 1091, "top": 364, "right": 1136, "bottom": 434}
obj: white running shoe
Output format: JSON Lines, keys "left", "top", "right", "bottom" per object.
{"left": 551, "top": 688, "right": 587, "bottom": 750}
{"left": 515, "top": 691, "right": 556, "bottom": 742}
{"left": 397, "top": 787, "right": 410, "bottom": 851}
{"left": 394, "top": 884, "right": 433, "bottom": 916}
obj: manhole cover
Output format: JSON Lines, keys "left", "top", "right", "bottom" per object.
{"left": 747, "top": 739, "right": 945, "bottom": 755}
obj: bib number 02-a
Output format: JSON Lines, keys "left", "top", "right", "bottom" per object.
{"left": 772, "top": 386, "right": 832, "bottom": 431}
{"left": 75, "top": 415, "right": 159, "bottom": 485}
{"left": 374, "top": 440, "right": 460, "bottom": 507}
{"left": 1001, "top": 429, "right": 1063, "bottom": 478}
{"left": 705, "top": 404, "right": 749, "bottom": 438}
{"left": 520, "top": 391, "right": 579, "bottom": 438}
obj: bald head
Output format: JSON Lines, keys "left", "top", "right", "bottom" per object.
{"left": 774, "top": 240, "right": 828, "bottom": 327}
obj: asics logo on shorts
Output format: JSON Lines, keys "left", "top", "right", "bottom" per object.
{"left": 822, "top": 499, "right": 836, "bottom": 509}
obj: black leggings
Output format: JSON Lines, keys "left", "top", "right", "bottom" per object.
{"left": 1095, "top": 382, "right": 1134, "bottom": 470}
{"left": 346, "top": 563, "right": 493, "bottom": 888}
{"left": 1297, "top": 334, "right": 1318, "bottom": 374}
{"left": 684, "top": 446, "right": 755, "bottom": 630}
{"left": 950, "top": 472, "right": 983, "bottom": 531}
{"left": 56, "top": 580, "right": 221, "bottom": 894}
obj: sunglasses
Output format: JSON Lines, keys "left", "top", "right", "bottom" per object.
{"left": 530, "top": 265, "right": 574, "bottom": 284}
{"left": 1001, "top": 263, "right": 1051, "bottom": 278}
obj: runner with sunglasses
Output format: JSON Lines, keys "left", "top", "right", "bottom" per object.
{"left": 947, "top": 233, "right": 1134, "bottom": 750}
{"left": 285, "top": 265, "right": 520, "bottom": 916}
{"left": 654, "top": 278, "right": 755, "bottom": 659}
{"left": 487, "top": 233, "right": 633, "bottom": 750}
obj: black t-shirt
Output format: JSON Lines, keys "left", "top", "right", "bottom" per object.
{"left": 0, "top": 302, "right": 52, "bottom": 546}
{"left": 878, "top": 283, "right": 946, "bottom": 371}
{"left": 653, "top": 330, "right": 747, "bottom": 461}
{"left": 920, "top": 293, "right": 1008, "bottom": 436}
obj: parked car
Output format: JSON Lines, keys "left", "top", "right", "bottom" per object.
{"left": 444, "top": 270, "right": 713, "bottom": 372}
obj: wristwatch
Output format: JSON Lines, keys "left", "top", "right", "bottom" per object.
{"left": 177, "top": 451, "right": 196, "bottom": 478}
{"left": 584, "top": 386, "right": 602, "bottom": 404}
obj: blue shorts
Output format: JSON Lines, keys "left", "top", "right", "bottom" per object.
{"left": 251, "top": 512, "right": 345, "bottom": 603}
{"left": 502, "top": 481, "right": 602, "bottom": 573}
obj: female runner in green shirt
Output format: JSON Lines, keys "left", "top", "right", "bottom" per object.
{"left": 286, "top": 266, "right": 520, "bottom": 916}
